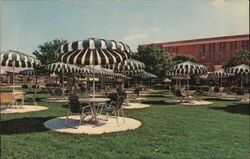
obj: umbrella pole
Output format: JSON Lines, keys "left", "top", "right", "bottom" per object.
{"left": 187, "top": 78, "right": 190, "bottom": 99}
{"left": 12, "top": 61, "right": 15, "bottom": 92}
{"left": 220, "top": 78, "right": 222, "bottom": 88}
{"left": 62, "top": 71, "right": 64, "bottom": 97}
{"left": 33, "top": 75, "right": 38, "bottom": 105}
{"left": 241, "top": 74, "right": 243, "bottom": 89}
{"left": 93, "top": 65, "right": 95, "bottom": 98}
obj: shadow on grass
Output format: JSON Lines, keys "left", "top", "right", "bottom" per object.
{"left": 61, "top": 104, "right": 68, "bottom": 109}
{"left": 142, "top": 95, "right": 164, "bottom": 98}
{"left": 203, "top": 97, "right": 239, "bottom": 101}
{"left": 1, "top": 117, "right": 55, "bottom": 135}
{"left": 24, "top": 98, "right": 46, "bottom": 102}
{"left": 210, "top": 103, "right": 250, "bottom": 115}
{"left": 141, "top": 100, "right": 177, "bottom": 105}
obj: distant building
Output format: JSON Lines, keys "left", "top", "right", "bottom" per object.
{"left": 139, "top": 34, "right": 249, "bottom": 71}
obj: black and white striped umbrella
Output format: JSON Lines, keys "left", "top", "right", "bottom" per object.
{"left": 1, "top": 49, "right": 41, "bottom": 68}
{"left": 115, "top": 69, "right": 145, "bottom": 76}
{"left": 57, "top": 38, "right": 131, "bottom": 97}
{"left": 168, "top": 61, "right": 207, "bottom": 76}
{"left": 80, "top": 66, "right": 96, "bottom": 76}
{"left": 45, "top": 62, "right": 81, "bottom": 74}
{"left": 103, "top": 58, "right": 145, "bottom": 71}
{"left": 208, "top": 69, "right": 230, "bottom": 79}
{"left": 19, "top": 69, "right": 37, "bottom": 76}
{"left": 226, "top": 64, "right": 249, "bottom": 75}
{"left": 57, "top": 38, "right": 131, "bottom": 65}
{"left": 141, "top": 71, "right": 157, "bottom": 79}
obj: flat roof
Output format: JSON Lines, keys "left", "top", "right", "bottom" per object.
{"left": 142, "top": 34, "right": 249, "bottom": 47}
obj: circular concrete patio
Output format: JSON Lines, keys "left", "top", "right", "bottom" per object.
{"left": 1, "top": 105, "right": 48, "bottom": 114}
{"left": 181, "top": 100, "right": 213, "bottom": 106}
{"left": 123, "top": 103, "right": 150, "bottom": 109}
{"left": 44, "top": 115, "right": 141, "bottom": 135}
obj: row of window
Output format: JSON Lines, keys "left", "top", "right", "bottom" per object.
{"left": 199, "top": 40, "right": 249, "bottom": 61}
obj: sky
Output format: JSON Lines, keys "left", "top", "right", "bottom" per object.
{"left": 0, "top": 0, "right": 249, "bottom": 55}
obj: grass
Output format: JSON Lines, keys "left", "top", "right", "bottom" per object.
{"left": 1, "top": 91, "right": 249, "bottom": 159}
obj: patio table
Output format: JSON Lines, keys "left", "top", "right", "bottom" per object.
{"left": 79, "top": 98, "right": 110, "bottom": 120}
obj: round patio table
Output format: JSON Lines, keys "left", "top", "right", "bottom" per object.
{"left": 79, "top": 98, "right": 110, "bottom": 121}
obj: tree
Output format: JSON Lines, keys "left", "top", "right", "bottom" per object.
{"left": 134, "top": 45, "right": 170, "bottom": 78}
{"left": 171, "top": 54, "right": 198, "bottom": 66}
{"left": 223, "top": 49, "right": 250, "bottom": 69}
{"left": 33, "top": 39, "right": 67, "bottom": 65}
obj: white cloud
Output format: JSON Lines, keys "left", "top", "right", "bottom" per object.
{"left": 123, "top": 33, "right": 149, "bottom": 41}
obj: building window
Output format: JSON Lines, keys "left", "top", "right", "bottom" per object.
{"left": 175, "top": 47, "right": 178, "bottom": 53}
{"left": 166, "top": 47, "right": 170, "bottom": 53}
{"left": 241, "top": 41, "right": 246, "bottom": 50}
{"left": 246, "top": 40, "right": 249, "bottom": 51}
{"left": 209, "top": 43, "right": 215, "bottom": 62}
{"left": 219, "top": 42, "right": 225, "bottom": 61}
{"left": 230, "top": 41, "right": 237, "bottom": 57}
{"left": 234, "top": 41, "right": 237, "bottom": 51}
{"left": 199, "top": 44, "right": 205, "bottom": 59}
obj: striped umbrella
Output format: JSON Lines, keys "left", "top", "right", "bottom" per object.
{"left": 226, "top": 64, "right": 249, "bottom": 75}
{"left": 208, "top": 69, "right": 230, "bottom": 79}
{"left": 80, "top": 66, "right": 97, "bottom": 76}
{"left": 45, "top": 62, "right": 81, "bottom": 96}
{"left": 57, "top": 38, "right": 130, "bottom": 65}
{"left": 168, "top": 61, "right": 207, "bottom": 96}
{"left": 0, "top": 49, "right": 41, "bottom": 91}
{"left": 19, "top": 68, "right": 45, "bottom": 105}
{"left": 45, "top": 62, "right": 81, "bottom": 74}
{"left": 169, "top": 61, "right": 207, "bottom": 76}
{"left": 1, "top": 49, "right": 41, "bottom": 68}
{"left": 226, "top": 64, "right": 249, "bottom": 89}
{"left": 104, "top": 58, "right": 145, "bottom": 71}
{"left": 208, "top": 69, "right": 231, "bottom": 87}
{"left": 104, "top": 58, "right": 145, "bottom": 88}
{"left": 56, "top": 38, "right": 131, "bottom": 97}
{"left": 19, "top": 69, "right": 37, "bottom": 76}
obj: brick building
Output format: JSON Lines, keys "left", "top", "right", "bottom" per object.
{"left": 139, "top": 34, "right": 249, "bottom": 71}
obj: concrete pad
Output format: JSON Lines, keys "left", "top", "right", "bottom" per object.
{"left": 44, "top": 115, "right": 141, "bottom": 135}
{"left": 129, "top": 97, "right": 147, "bottom": 102}
{"left": 164, "top": 100, "right": 181, "bottom": 104}
{"left": 219, "top": 97, "right": 238, "bottom": 101}
{"left": 162, "top": 95, "right": 175, "bottom": 98}
{"left": 239, "top": 99, "right": 250, "bottom": 104}
{"left": 123, "top": 103, "right": 150, "bottom": 109}
{"left": 181, "top": 100, "right": 213, "bottom": 106}
{"left": 1, "top": 105, "right": 48, "bottom": 114}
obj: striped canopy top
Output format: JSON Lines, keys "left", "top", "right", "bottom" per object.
{"left": 168, "top": 61, "right": 207, "bottom": 76}
{"left": 114, "top": 69, "right": 145, "bottom": 76}
{"left": 19, "top": 69, "right": 37, "bottom": 76}
{"left": 208, "top": 69, "right": 231, "bottom": 79}
{"left": 57, "top": 38, "right": 131, "bottom": 65}
{"left": 226, "top": 64, "right": 249, "bottom": 75}
{"left": 0, "top": 49, "right": 41, "bottom": 68}
{"left": 45, "top": 62, "right": 81, "bottom": 74}
{"left": 103, "top": 58, "right": 145, "bottom": 71}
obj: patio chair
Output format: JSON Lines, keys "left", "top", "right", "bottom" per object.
{"left": 96, "top": 95, "right": 125, "bottom": 125}
{"left": 65, "top": 93, "right": 91, "bottom": 128}
{"left": 194, "top": 89, "right": 203, "bottom": 101}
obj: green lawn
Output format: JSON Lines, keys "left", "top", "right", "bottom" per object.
{"left": 1, "top": 92, "right": 249, "bottom": 159}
